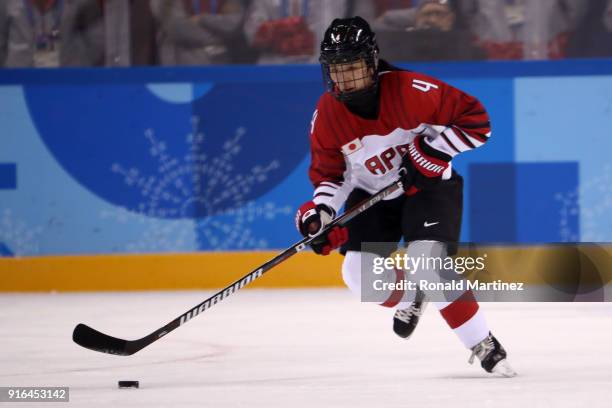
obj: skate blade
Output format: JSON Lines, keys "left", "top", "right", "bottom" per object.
{"left": 491, "top": 359, "right": 517, "bottom": 377}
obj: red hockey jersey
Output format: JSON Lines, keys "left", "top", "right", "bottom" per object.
{"left": 308, "top": 68, "right": 491, "bottom": 213}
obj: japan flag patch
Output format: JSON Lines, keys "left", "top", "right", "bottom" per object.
{"left": 341, "top": 138, "right": 363, "bottom": 156}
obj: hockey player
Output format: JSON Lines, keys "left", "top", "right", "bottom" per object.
{"left": 295, "top": 16, "right": 516, "bottom": 377}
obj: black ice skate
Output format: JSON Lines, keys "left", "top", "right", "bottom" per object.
{"left": 392, "top": 289, "right": 427, "bottom": 339}
{"left": 468, "top": 332, "right": 517, "bottom": 377}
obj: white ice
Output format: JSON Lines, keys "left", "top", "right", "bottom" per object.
{"left": 1, "top": 289, "right": 611, "bottom": 408}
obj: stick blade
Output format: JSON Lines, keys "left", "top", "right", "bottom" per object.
{"left": 73, "top": 323, "right": 133, "bottom": 356}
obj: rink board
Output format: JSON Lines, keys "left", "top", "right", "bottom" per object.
{"left": 0, "top": 252, "right": 345, "bottom": 291}
{"left": 2, "top": 61, "right": 612, "bottom": 292}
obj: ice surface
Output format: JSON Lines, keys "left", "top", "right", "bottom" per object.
{"left": 1, "top": 289, "right": 611, "bottom": 408}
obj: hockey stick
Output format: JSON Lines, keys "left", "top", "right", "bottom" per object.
{"left": 72, "top": 180, "right": 404, "bottom": 356}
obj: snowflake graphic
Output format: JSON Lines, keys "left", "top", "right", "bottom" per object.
{"left": 104, "top": 116, "right": 292, "bottom": 251}
{"left": 99, "top": 207, "right": 195, "bottom": 253}
{"left": 556, "top": 164, "right": 612, "bottom": 242}
{"left": 0, "top": 209, "right": 44, "bottom": 256}
{"left": 196, "top": 201, "right": 292, "bottom": 250}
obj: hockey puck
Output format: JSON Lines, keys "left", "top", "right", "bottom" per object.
{"left": 118, "top": 381, "right": 139, "bottom": 389}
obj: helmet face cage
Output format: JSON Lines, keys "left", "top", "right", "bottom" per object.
{"left": 320, "top": 48, "right": 379, "bottom": 102}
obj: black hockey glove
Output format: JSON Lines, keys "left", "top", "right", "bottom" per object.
{"left": 295, "top": 201, "right": 348, "bottom": 255}
{"left": 399, "top": 135, "right": 451, "bottom": 193}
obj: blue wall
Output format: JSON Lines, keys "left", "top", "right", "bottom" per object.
{"left": 1, "top": 60, "right": 611, "bottom": 256}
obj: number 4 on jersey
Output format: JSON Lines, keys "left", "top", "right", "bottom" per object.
{"left": 412, "top": 79, "right": 439, "bottom": 93}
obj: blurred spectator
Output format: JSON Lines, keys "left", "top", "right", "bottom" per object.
{"left": 104, "top": 0, "right": 157, "bottom": 66}
{"left": 460, "top": 0, "right": 588, "bottom": 60}
{"left": 0, "top": 0, "right": 104, "bottom": 68}
{"left": 373, "top": 0, "right": 417, "bottom": 31}
{"left": 566, "top": 0, "right": 612, "bottom": 58}
{"left": 151, "top": 0, "right": 250, "bottom": 66}
{"left": 244, "top": 0, "right": 376, "bottom": 64}
{"left": 415, "top": 0, "right": 456, "bottom": 30}
{"left": 376, "top": 0, "right": 486, "bottom": 62}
